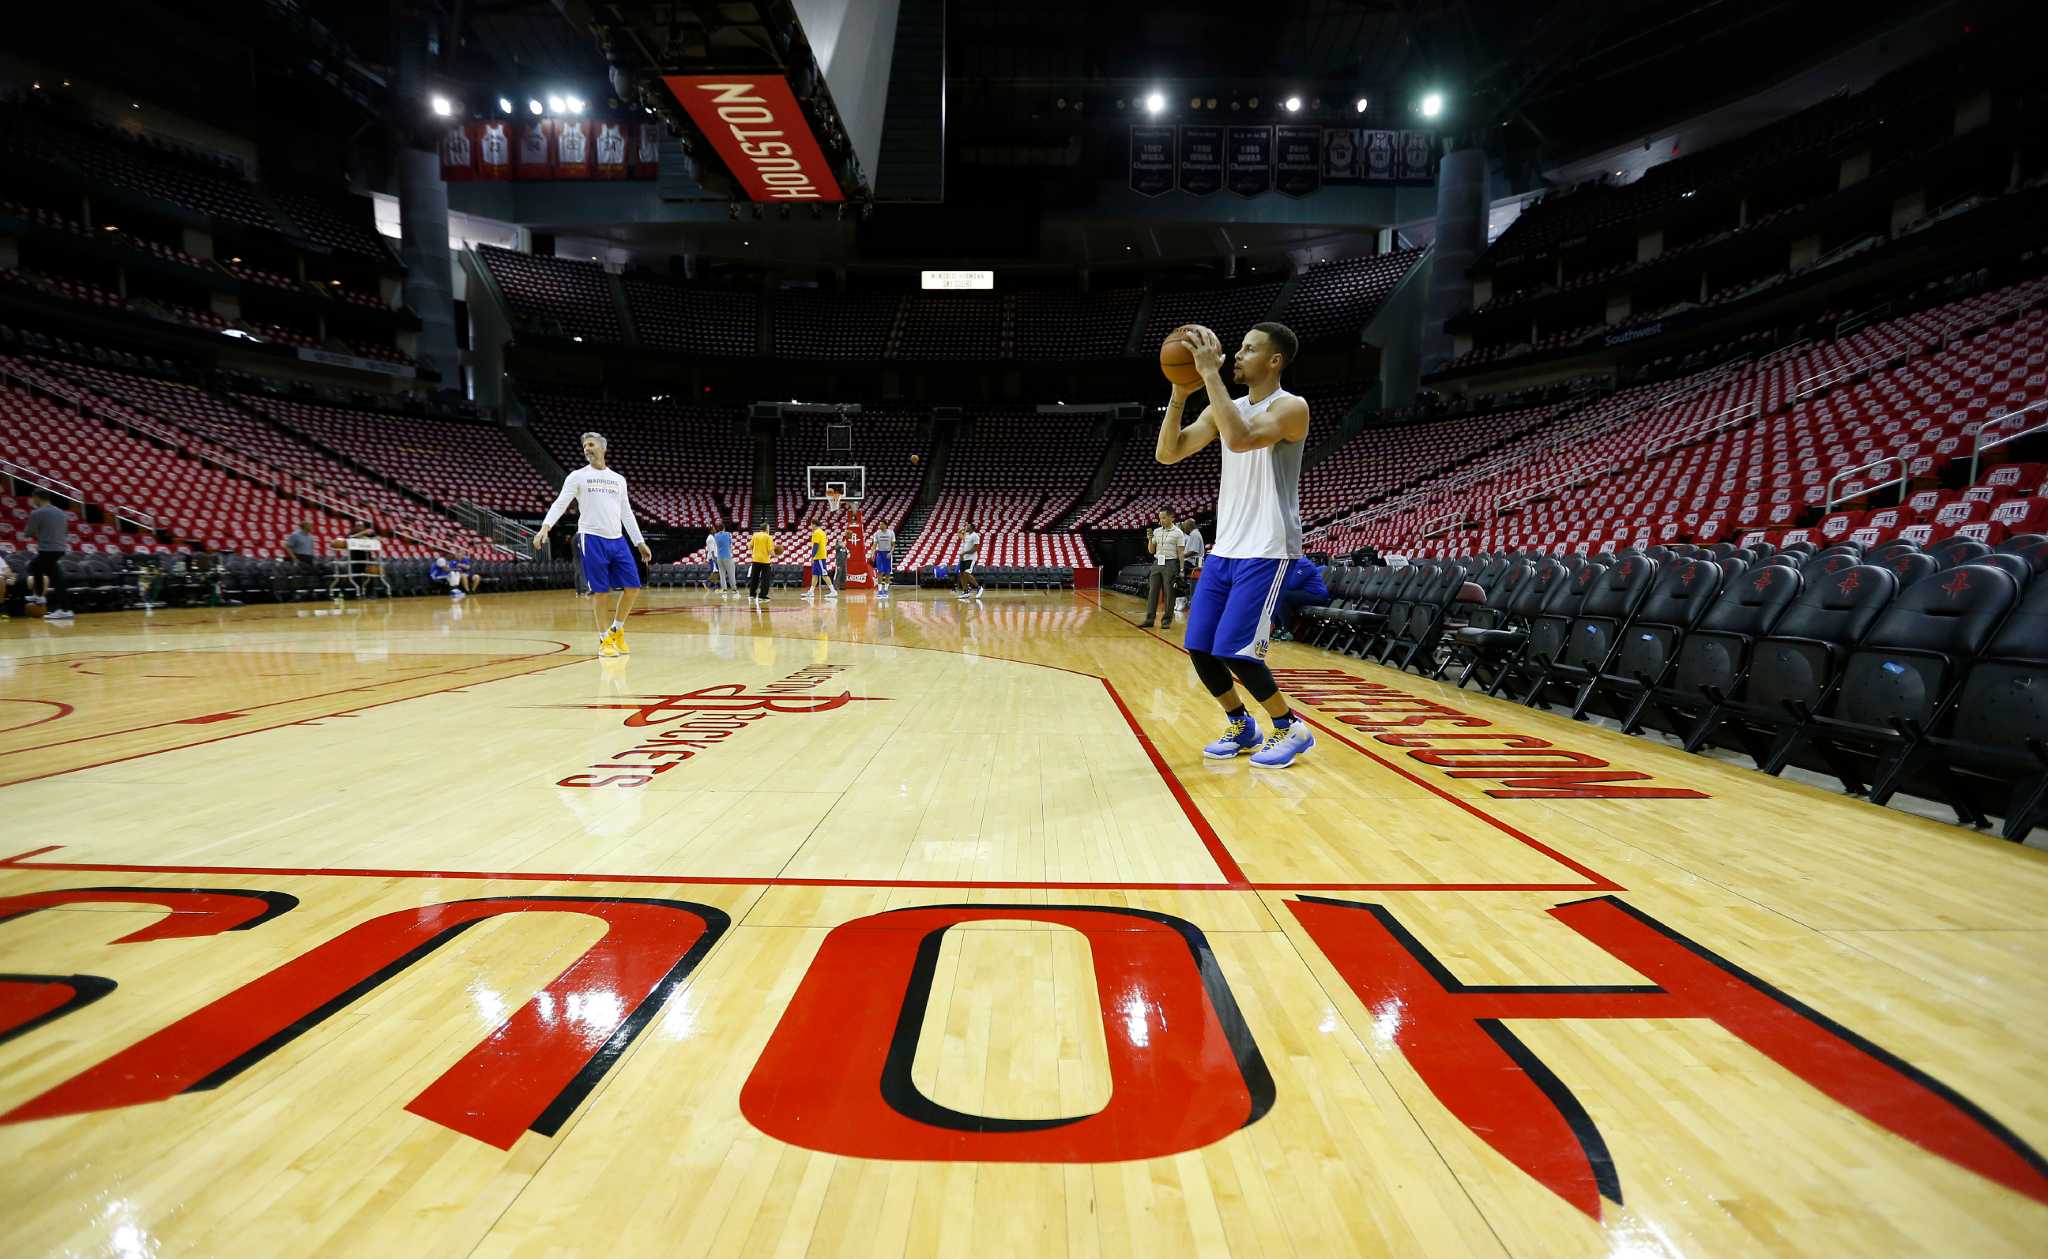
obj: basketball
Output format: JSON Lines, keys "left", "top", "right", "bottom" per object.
{"left": 910, "top": 453, "right": 921, "bottom": 465}
{"left": 1159, "top": 326, "right": 1204, "bottom": 387}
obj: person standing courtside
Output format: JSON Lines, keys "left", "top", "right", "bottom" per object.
{"left": 1154, "top": 323, "right": 1315, "bottom": 768}
{"left": 1140, "top": 506, "right": 1185, "bottom": 629}
{"left": 533, "top": 431, "right": 652, "bottom": 658}
{"left": 870, "top": 521, "right": 895, "bottom": 597}
{"left": 710, "top": 522, "right": 736, "bottom": 597}
{"left": 1178, "top": 517, "right": 1205, "bottom": 616}
{"left": 747, "top": 523, "right": 775, "bottom": 604}
{"left": 25, "top": 491, "right": 73, "bottom": 622}
{"left": 284, "top": 520, "right": 319, "bottom": 570}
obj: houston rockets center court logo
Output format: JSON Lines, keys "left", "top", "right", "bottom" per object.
{"left": 551, "top": 664, "right": 886, "bottom": 788}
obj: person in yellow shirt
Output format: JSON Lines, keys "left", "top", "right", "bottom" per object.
{"left": 802, "top": 523, "right": 837, "bottom": 601}
{"left": 747, "top": 525, "right": 776, "bottom": 604}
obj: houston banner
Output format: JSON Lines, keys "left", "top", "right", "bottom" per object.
{"left": 664, "top": 74, "right": 844, "bottom": 201}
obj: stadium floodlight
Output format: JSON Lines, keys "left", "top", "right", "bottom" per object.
{"left": 1420, "top": 91, "right": 1444, "bottom": 119}
{"left": 1355, "top": 97, "right": 1369, "bottom": 113}
{"left": 567, "top": 96, "right": 586, "bottom": 114}
{"left": 528, "top": 99, "right": 544, "bottom": 115}
{"left": 430, "top": 95, "right": 453, "bottom": 117}
{"left": 1144, "top": 91, "right": 1164, "bottom": 114}
{"left": 498, "top": 97, "right": 513, "bottom": 114}
{"left": 547, "top": 95, "right": 566, "bottom": 114}
{"left": 1283, "top": 95, "right": 1301, "bottom": 112}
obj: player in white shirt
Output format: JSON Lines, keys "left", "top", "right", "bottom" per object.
{"left": 534, "top": 432, "right": 653, "bottom": 657}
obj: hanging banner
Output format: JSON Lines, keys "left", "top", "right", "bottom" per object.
{"left": 516, "top": 122, "right": 553, "bottom": 179}
{"left": 1176, "top": 125, "right": 1223, "bottom": 196}
{"left": 1401, "top": 130, "right": 1436, "bottom": 181}
{"left": 1227, "top": 126, "right": 1272, "bottom": 197}
{"left": 439, "top": 125, "right": 475, "bottom": 182}
{"left": 1129, "top": 125, "right": 1175, "bottom": 197}
{"left": 631, "top": 122, "right": 662, "bottom": 179}
{"left": 1322, "top": 128, "right": 1359, "bottom": 180}
{"left": 1365, "top": 129, "right": 1397, "bottom": 181}
{"left": 664, "top": 74, "right": 844, "bottom": 201}
{"left": 476, "top": 122, "right": 514, "bottom": 181}
{"left": 1275, "top": 125, "right": 1320, "bottom": 197}
{"left": 554, "top": 119, "right": 593, "bottom": 179}
{"left": 595, "top": 123, "right": 629, "bottom": 179}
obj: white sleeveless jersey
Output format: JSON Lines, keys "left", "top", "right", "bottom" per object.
{"left": 1210, "top": 388, "right": 1305, "bottom": 560}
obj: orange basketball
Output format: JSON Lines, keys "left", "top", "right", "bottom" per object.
{"left": 1160, "top": 326, "right": 1204, "bottom": 387}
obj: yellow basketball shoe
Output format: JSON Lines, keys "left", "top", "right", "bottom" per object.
{"left": 598, "top": 630, "right": 622, "bottom": 658}
{"left": 611, "top": 627, "right": 631, "bottom": 655}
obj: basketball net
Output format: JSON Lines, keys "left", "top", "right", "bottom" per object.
{"left": 824, "top": 488, "right": 844, "bottom": 517}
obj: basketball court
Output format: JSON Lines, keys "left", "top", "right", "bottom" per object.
{"left": 1, "top": 584, "right": 2043, "bottom": 1257}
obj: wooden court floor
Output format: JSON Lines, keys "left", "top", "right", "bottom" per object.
{"left": 1, "top": 586, "right": 2044, "bottom": 1257}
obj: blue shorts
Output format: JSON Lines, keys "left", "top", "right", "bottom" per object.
{"left": 579, "top": 534, "right": 641, "bottom": 593}
{"left": 873, "top": 551, "right": 892, "bottom": 576}
{"left": 811, "top": 558, "right": 828, "bottom": 579}
{"left": 1183, "top": 555, "right": 1288, "bottom": 661}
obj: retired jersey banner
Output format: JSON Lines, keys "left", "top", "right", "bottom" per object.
{"left": 1176, "top": 125, "right": 1222, "bottom": 196}
{"left": 1322, "top": 128, "right": 1360, "bottom": 180}
{"left": 1275, "top": 125, "right": 1320, "bottom": 197}
{"left": 664, "top": 74, "right": 843, "bottom": 200}
{"left": 1401, "top": 130, "right": 1436, "bottom": 181}
{"left": 554, "top": 119, "right": 593, "bottom": 179}
{"left": 439, "top": 125, "right": 475, "bottom": 181}
{"left": 1227, "top": 126, "right": 1273, "bottom": 197}
{"left": 476, "top": 122, "right": 514, "bottom": 180}
{"left": 1129, "top": 125, "right": 1175, "bottom": 197}
{"left": 631, "top": 122, "right": 662, "bottom": 179}
{"left": 1365, "top": 129, "right": 1397, "bottom": 181}
{"left": 595, "top": 123, "right": 629, "bottom": 179}
{"left": 516, "top": 122, "right": 553, "bottom": 179}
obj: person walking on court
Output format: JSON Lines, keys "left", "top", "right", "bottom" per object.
{"left": 25, "top": 491, "right": 73, "bottom": 622}
{"left": 803, "top": 522, "right": 837, "bottom": 600}
{"left": 710, "top": 522, "right": 736, "bottom": 596}
{"left": 1154, "top": 322, "right": 1315, "bottom": 767}
{"left": 870, "top": 521, "right": 895, "bottom": 597}
{"left": 955, "top": 524, "right": 983, "bottom": 599}
{"left": 747, "top": 524, "right": 775, "bottom": 603}
{"left": 533, "top": 431, "right": 652, "bottom": 657}
{"left": 1140, "top": 506, "right": 1185, "bottom": 628}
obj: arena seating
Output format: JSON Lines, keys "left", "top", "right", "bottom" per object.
{"left": 1281, "top": 249, "right": 1423, "bottom": 344}
{"left": 1012, "top": 287, "right": 1142, "bottom": 359}
{"left": 773, "top": 290, "right": 901, "bottom": 359}
{"left": 770, "top": 411, "right": 924, "bottom": 532}
{"left": 1301, "top": 403, "right": 1570, "bottom": 528}
{"left": 1142, "top": 280, "right": 1284, "bottom": 348}
{"left": 892, "top": 294, "right": 1006, "bottom": 360}
{"left": 887, "top": 408, "right": 1100, "bottom": 570}
{"left": 243, "top": 397, "right": 548, "bottom": 515}
{"left": 272, "top": 187, "right": 393, "bottom": 261}
{"left": 622, "top": 278, "right": 758, "bottom": 355}
{"left": 526, "top": 392, "right": 754, "bottom": 528}
{"left": 1, "top": 100, "right": 278, "bottom": 230}
{"left": 477, "top": 246, "right": 621, "bottom": 342}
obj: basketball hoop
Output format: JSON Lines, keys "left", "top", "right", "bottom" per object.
{"left": 824, "top": 487, "right": 844, "bottom": 517}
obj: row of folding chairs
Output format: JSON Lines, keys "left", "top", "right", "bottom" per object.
{"left": 1298, "top": 533, "right": 2048, "bottom": 841}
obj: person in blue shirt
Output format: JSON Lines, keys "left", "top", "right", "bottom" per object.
{"left": 454, "top": 555, "right": 481, "bottom": 594}
{"left": 710, "top": 522, "right": 736, "bottom": 597}
{"left": 428, "top": 555, "right": 463, "bottom": 597}
{"left": 1271, "top": 557, "right": 1329, "bottom": 640}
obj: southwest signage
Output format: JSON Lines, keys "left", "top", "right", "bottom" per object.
{"left": 663, "top": 74, "right": 845, "bottom": 201}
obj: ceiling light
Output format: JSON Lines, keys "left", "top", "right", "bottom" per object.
{"left": 1189, "top": 96, "right": 1201, "bottom": 110}
{"left": 230, "top": 256, "right": 242, "bottom": 264}
{"left": 1420, "top": 91, "right": 1444, "bottom": 119}
{"left": 547, "top": 95, "right": 565, "bottom": 114}
{"left": 431, "top": 95, "right": 453, "bottom": 117}
{"left": 330, "top": 279, "right": 342, "bottom": 286}
{"left": 528, "top": 99, "right": 543, "bottom": 116}
{"left": 1205, "top": 98, "right": 1217, "bottom": 110}
{"left": 572, "top": 335, "right": 583, "bottom": 342}
{"left": 567, "top": 96, "right": 586, "bottom": 115}
{"left": 498, "top": 97, "right": 513, "bottom": 114}
{"left": 1355, "top": 97, "right": 1369, "bottom": 113}
{"left": 1247, "top": 96, "right": 1260, "bottom": 109}
{"left": 1283, "top": 96, "right": 1301, "bottom": 112}
{"left": 1144, "top": 91, "right": 1164, "bottom": 114}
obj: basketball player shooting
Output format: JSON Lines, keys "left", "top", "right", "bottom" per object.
{"left": 1155, "top": 323, "right": 1315, "bottom": 767}
{"left": 533, "top": 431, "right": 652, "bottom": 658}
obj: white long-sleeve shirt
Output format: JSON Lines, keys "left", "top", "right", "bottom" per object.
{"left": 542, "top": 465, "right": 646, "bottom": 545}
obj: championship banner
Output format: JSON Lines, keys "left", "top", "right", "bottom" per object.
{"left": 1322, "top": 128, "right": 1359, "bottom": 180}
{"left": 1176, "top": 125, "right": 1222, "bottom": 196}
{"left": 476, "top": 121, "right": 514, "bottom": 181}
{"left": 1400, "top": 130, "right": 1436, "bottom": 181}
{"left": 516, "top": 122, "right": 553, "bottom": 179}
{"left": 554, "top": 119, "right": 594, "bottom": 179}
{"left": 595, "top": 123, "right": 629, "bottom": 179}
{"left": 1275, "top": 125, "right": 1320, "bottom": 197}
{"left": 439, "top": 125, "right": 475, "bottom": 181}
{"left": 631, "top": 122, "right": 662, "bottom": 179}
{"left": 1227, "top": 126, "right": 1273, "bottom": 197}
{"left": 1129, "top": 125, "right": 1175, "bottom": 197}
{"left": 1365, "top": 128, "right": 1397, "bottom": 181}
{"left": 664, "top": 74, "right": 844, "bottom": 201}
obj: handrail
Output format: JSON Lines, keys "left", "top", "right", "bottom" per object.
{"left": 111, "top": 504, "right": 158, "bottom": 533}
{"left": 1966, "top": 398, "right": 2048, "bottom": 485}
{"left": 1755, "top": 338, "right": 1813, "bottom": 370}
{"left": 1421, "top": 511, "right": 1464, "bottom": 538}
{"left": 1498, "top": 456, "right": 1616, "bottom": 511}
{"left": 1788, "top": 342, "right": 1908, "bottom": 403}
{"left": 1825, "top": 455, "right": 1910, "bottom": 511}
{"left": 1942, "top": 288, "right": 2048, "bottom": 348}
{"left": 1643, "top": 398, "right": 1764, "bottom": 461}
{"left": 1835, "top": 301, "right": 1892, "bottom": 341}
{"left": 0, "top": 456, "right": 82, "bottom": 503}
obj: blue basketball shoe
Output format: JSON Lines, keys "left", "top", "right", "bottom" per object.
{"left": 1249, "top": 718, "right": 1316, "bottom": 768}
{"left": 1203, "top": 712, "right": 1261, "bottom": 759}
